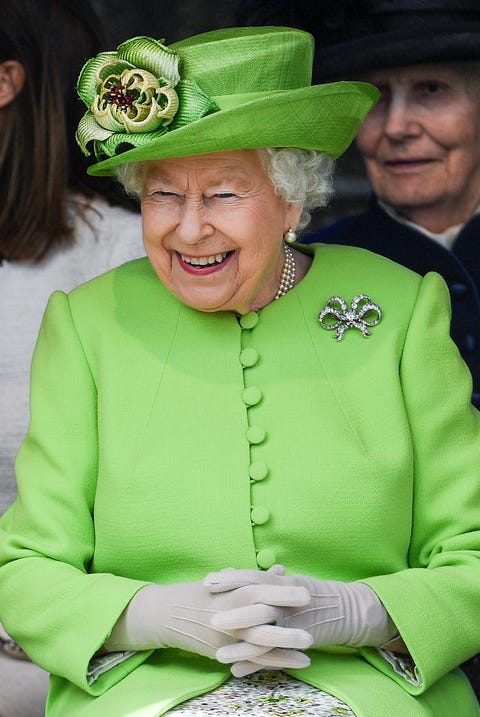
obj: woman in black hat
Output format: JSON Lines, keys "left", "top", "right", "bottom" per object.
{"left": 299, "top": 1, "right": 480, "bottom": 413}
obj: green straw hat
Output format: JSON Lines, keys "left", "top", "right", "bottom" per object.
{"left": 76, "top": 26, "right": 379, "bottom": 176}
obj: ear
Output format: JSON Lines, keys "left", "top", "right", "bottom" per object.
{"left": 284, "top": 201, "right": 303, "bottom": 233}
{"left": 0, "top": 60, "right": 26, "bottom": 108}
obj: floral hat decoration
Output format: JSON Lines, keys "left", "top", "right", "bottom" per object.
{"left": 76, "top": 26, "right": 379, "bottom": 176}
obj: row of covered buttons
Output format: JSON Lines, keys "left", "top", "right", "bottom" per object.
{"left": 239, "top": 311, "right": 277, "bottom": 570}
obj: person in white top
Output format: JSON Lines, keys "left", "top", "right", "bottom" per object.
{"left": 0, "top": 0, "right": 145, "bottom": 517}
{"left": 0, "top": 4, "right": 144, "bottom": 699}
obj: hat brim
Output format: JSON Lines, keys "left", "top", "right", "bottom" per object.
{"left": 87, "top": 81, "right": 378, "bottom": 176}
{"left": 314, "top": 26, "right": 480, "bottom": 81}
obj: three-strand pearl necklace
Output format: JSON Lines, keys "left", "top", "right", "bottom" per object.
{"left": 274, "top": 243, "right": 296, "bottom": 300}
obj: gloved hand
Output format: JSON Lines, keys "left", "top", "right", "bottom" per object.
{"left": 204, "top": 566, "right": 397, "bottom": 661}
{"left": 104, "top": 578, "right": 313, "bottom": 672}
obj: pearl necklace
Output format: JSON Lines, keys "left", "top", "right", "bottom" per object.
{"left": 274, "top": 243, "right": 296, "bottom": 300}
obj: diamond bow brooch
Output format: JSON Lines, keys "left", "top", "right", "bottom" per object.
{"left": 318, "top": 294, "right": 382, "bottom": 341}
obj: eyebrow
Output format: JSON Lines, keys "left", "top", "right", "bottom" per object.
{"left": 145, "top": 168, "right": 252, "bottom": 190}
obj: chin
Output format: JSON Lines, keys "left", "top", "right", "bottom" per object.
{"left": 180, "top": 294, "right": 233, "bottom": 314}
{"left": 379, "top": 185, "right": 440, "bottom": 210}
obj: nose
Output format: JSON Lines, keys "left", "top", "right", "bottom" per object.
{"left": 383, "top": 96, "right": 421, "bottom": 141}
{"left": 176, "top": 196, "right": 213, "bottom": 245}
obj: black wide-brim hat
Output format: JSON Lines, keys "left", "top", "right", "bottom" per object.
{"left": 311, "top": 0, "right": 480, "bottom": 81}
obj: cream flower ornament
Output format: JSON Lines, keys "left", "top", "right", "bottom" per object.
{"left": 76, "top": 36, "right": 217, "bottom": 160}
{"left": 93, "top": 66, "right": 179, "bottom": 134}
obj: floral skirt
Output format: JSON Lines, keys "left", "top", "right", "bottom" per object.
{"left": 166, "top": 670, "right": 356, "bottom": 716}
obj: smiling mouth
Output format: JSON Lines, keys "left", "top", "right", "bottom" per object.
{"left": 385, "top": 158, "right": 435, "bottom": 168}
{"left": 180, "top": 251, "right": 231, "bottom": 266}
{"left": 177, "top": 250, "right": 234, "bottom": 274}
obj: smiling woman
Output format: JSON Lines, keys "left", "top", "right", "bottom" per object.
{"left": 1, "top": 23, "right": 480, "bottom": 717}
{"left": 117, "top": 147, "right": 333, "bottom": 314}
{"left": 133, "top": 150, "right": 314, "bottom": 314}
{"left": 303, "top": 1, "right": 480, "bottom": 418}
{"left": 355, "top": 62, "right": 480, "bottom": 233}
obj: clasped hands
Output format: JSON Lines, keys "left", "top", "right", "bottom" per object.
{"left": 105, "top": 565, "right": 395, "bottom": 677}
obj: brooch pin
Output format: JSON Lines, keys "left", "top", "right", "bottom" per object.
{"left": 318, "top": 294, "right": 382, "bottom": 341}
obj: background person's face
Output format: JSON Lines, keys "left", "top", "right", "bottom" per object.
{"left": 356, "top": 63, "right": 480, "bottom": 232}
{"left": 141, "top": 150, "right": 301, "bottom": 315}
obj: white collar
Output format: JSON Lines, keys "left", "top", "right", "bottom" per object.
{"left": 378, "top": 200, "right": 477, "bottom": 250}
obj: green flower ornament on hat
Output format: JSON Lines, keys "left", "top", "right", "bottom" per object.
{"left": 76, "top": 35, "right": 216, "bottom": 161}
{"left": 76, "top": 26, "right": 380, "bottom": 176}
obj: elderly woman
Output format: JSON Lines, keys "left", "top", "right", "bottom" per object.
{"left": 299, "top": 0, "right": 480, "bottom": 413}
{"left": 0, "top": 25, "right": 479, "bottom": 717}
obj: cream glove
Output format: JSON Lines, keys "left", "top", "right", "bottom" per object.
{"left": 104, "top": 579, "right": 313, "bottom": 672}
{"left": 204, "top": 566, "right": 396, "bottom": 667}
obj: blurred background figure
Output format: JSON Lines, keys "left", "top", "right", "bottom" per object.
{"left": 0, "top": 0, "right": 144, "bottom": 518}
{"left": 0, "top": 3, "right": 143, "bottom": 710}
{"left": 302, "top": 1, "right": 480, "bottom": 411}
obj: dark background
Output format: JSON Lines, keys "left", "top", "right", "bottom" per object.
{"left": 90, "top": 1, "right": 242, "bottom": 45}
{"left": 90, "top": 0, "right": 370, "bottom": 230}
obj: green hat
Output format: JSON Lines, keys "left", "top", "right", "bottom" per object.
{"left": 76, "top": 26, "right": 379, "bottom": 177}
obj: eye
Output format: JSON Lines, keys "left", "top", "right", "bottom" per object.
{"left": 204, "top": 192, "right": 240, "bottom": 205}
{"left": 148, "top": 190, "right": 181, "bottom": 201}
{"left": 417, "top": 80, "right": 445, "bottom": 95}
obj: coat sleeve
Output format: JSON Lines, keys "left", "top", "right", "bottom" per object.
{"left": 0, "top": 290, "right": 150, "bottom": 694}
{"left": 361, "top": 271, "right": 480, "bottom": 693}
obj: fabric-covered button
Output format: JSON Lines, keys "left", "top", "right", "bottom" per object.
{"left": 450, "top": 283, "right": 468, "bottom": 298}
{"left": 257, "top": 548, "right": 276, "bottom": 569}
{"left": 240, "top": 348, "right": 259, "bottom": 367}
{"left": 249, "top": 462, "right": 269, "bottom": 481}
{"left": 239, "top": 311, "right": 259, "bottom": 329}
{"left": 242, "top": 387, "right": 262, "bottom": 406}
{"left": 246, "top": 426, "right": 266, "bottom": 444}
{"left": 465, "top": 334, "right": 477, "bottom": 353}
{"left": 251, "top": 506, "right": 270, "bottom": 525}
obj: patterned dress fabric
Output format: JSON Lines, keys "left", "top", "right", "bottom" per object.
{"left": 166, "top": 671, "right": 356, "bottom": 716}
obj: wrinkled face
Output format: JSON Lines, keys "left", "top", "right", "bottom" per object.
{"left": 141, "top": 150, "right": 301, "bottom": 314}
{"left": 355, "top": 63, "right": 480, "bottom": 231}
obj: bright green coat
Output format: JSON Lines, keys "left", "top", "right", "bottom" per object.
{"left": 1, "top": 244, "right": 480, "bottom": 717}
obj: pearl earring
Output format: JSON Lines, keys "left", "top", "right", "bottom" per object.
{"left": 284, "top": 228, "right": 297, "bottom": 244}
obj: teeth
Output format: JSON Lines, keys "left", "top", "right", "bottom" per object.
{"left": 181, "top": 252, "right": 228, "bottom": 266}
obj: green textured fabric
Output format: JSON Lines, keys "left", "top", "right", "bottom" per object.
{"left": 0, "top": 245, "right": 480, "bottom": 716}
{"left": 75, "top": 27, "right": 379, "bottom": 175}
